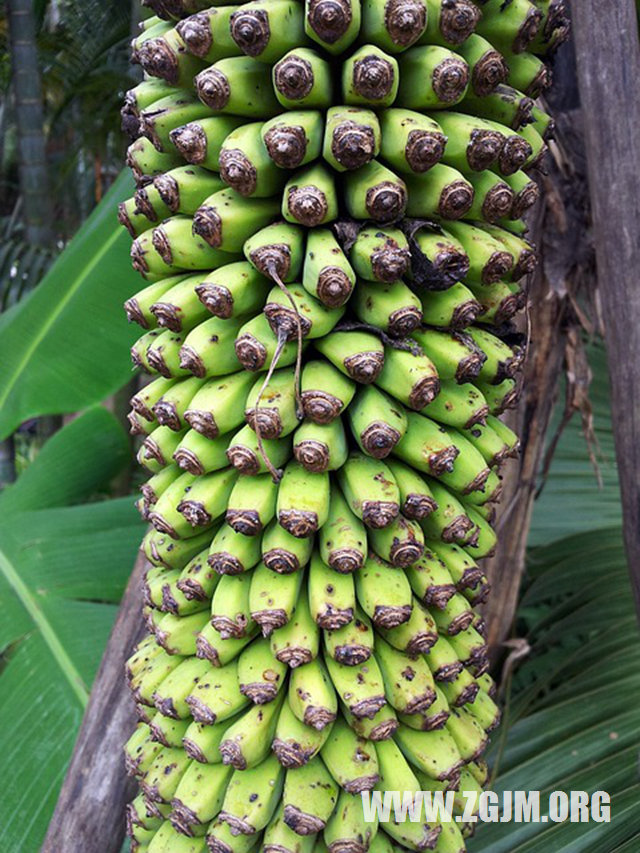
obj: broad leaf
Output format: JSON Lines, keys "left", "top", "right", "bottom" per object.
{"left": 0, "top": 412, "right": 145, "bottom": 851}
{"left": 0, "top": 170, "right": 141, "bottom": 439}
{"left": 469, "top": 528, "right": 640, "bottom": 852}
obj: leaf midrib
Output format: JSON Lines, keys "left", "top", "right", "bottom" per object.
{"left": 0, "top": 547, "right": 88, "bottom": 706}
{"left": 0, "top": 226, "right": 121, "bottom": 413}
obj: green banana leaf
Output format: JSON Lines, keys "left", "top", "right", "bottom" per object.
{"left": 0, "top": 170, "right": 141, "bottom": 440}
{"left": 470, "top": 527, "right": 640, "bottom": 852}
{"left": 529, "top": 342, "right": 620, "bottom": 544}
{"left": 0, "top": 408, "right": 145, "bottom": 852}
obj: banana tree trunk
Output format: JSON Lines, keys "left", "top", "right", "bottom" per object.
{"left": 6, "top": 0, "right": 54, "bottom": 246}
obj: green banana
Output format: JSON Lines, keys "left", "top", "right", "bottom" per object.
{"left": 171, "top": 761, "right": 233, "bottom": 830}
{"left": 245, "top": 367, "right": 299, "bottom": 440}
{"left": 466, "top": 170, "right": 515, "bottom": 223}
{"left": 323, "top": 605, "right": 374, "bottom": 665}
{"left": 140, "top": 746, "right": 192, "bottom": 804}
{"left": 182, "top": 713, "right": 243, "bottom": 764}
{"left": 412, "top": 328, "right": 486, "bottom": 384}
{"left": 458, "top": 83, "right": 534, "bottom": 132}
{"left": 174, "top": 428, "right": 237, "bottom": 475}
{"left": 442, "top": 221, "right": 516, "bottom": 284}
{"left": 179, "top": 315, "right": 247, "bottom": 379}
{"left": 218, "top": 121, "right": 286, "bottom": 198}
{"left": 349, "top": 226, "right": 410, "bottom": 283}
{"left": 124, "top": 724, "right": 164, "bottom": 777}
{"left": 155, "top": 609, "right": 210, "bottom": 656}
{"left": 244, "top": 221, "right": 306, "bottom": 283}
{"left": 139, "top": 427, "right": 186, "bottom": 474}
{"left": 195, "top": 56, "right": 280, "bottom": 117}
{"left": 140, "top": 93, "right": 212, "bottom": 153}
{"left": 464, "top": 688, "right": 501, "bottom": 732}
{"left": 480, "top": 222, "right": 537, "bottom": 280}
{"left": 206, "top": 818, "right": 260, "bottom": 852}
{"left": 270, "top": 587, "right": 321, "bottom": 666}
{"left": 394, "top": 723, "right": 463, "bottom": 782}
{"left": 263, "top": 804, "right": 317, "bottom": 852}
{"left": 398, "top": 684, "right": 450, "bottom": 731}
{"left": 323, "top": 789, "right": 378, "bottom": 851}
{"left": 169, "top": 115, "right": 245, "bottom": 171}
{"left": 235, "top": 314, "right": 304, "bottom": 373}
{"left": 429, "top": 592, "right": 474, "bottom": 636}
{"left": 461, "top": 503, "right": 498, "bottom": 558}
{"left": 272, "top": 47, "right": 332, "bottom": 109}
{"left": 467, "top": 279, "right": 523, "bottom": 326}
{"left": 375, "top": 635, "right": 436, "bottom": 713}
{"left": 138, "top": 27, "right": 205, "bottom": 88}
{"left": 225, "top": 471, "right": 278, "bottom": 536}
{"left": 193, "top": 189, "right": 280, "bottom": 253}
{"left": 474, "top": 0, "right": 542, "bottom": 55}
{"left": 342, "top": 702, "right": 398, "bottom": 742}
{"left": 131, "top": 372, "right": 177, "bottom": 422}
{"left": 368, "top": 514, "right": 425, "bottom": 567}
{"left": 300, "top": 359, "right": 356, "bottom": 423}
{"left": 262, "top": 518, "right": 314, "bottom": 573}
{"left": 347, "top": 384, "right": 408, "bottom": 459}
{"left": 308, "top": 550, "right": 356, "bottom": 629}
{"left": 435, "top": 111, "right": 507, "bottom": 172}
{"left": 502, "top": 168, "right": 540, "bottom": 219}
{"left": 146, "top": 821, "right": 208, "bottom": 852}
{"left": 174, "top": 467, "right": 238, "bottom": 532}
{"left": 304, "top": 0, "right": 361, "bottom": 55}
{"left": 404, "top": 548, "right": 457, "bottom": 610}
{"left": 129, "top": 647, "right": 185, "bottom": 709}
{"left": 153, "top": 375, "right": 203, "bottom": 431}
{"left": 250, "top": 560, "right": 304, "bottom": 634}
{"left": 118, "top": 196, "right": 157, "bottom": 239}
{"left": 147, "top": 470, "right": 198, "bottom": 538}
{"left": 264, "top": 283, "right": 345, "bottom": 341}
{"left": 302, "top": 227, "right": 356, "bottom": 308}
{"left": 361, "top": 0, "right": 428, "bottom": 53}
{"left": 421, "top": 0, "right": 480, "bottom": 47}
{"left": 447, "top": 625, "right": 488, "bottom": 669}
{"left": 352, "top": 279, "right": 422, "bottom": 338}
{"left": 141, "top": 464, "right": 183, "bottom": 507}
{"left": 321, "top": 715, "right": 380, "bottom": 791}
{"left": 289, "top": 657, "right": 338, "bottom": 729}
{"left": 149, "top": 275, "right": 213, "bottom": 334}
{"left": 175, "top": 7, "right": 242, "bottom": 64}
{"left": 132, "top": 330, "right": 181, "bottom": 378}
{"left": 397, "top": 45, "right": 470, "bottom": 109}
{"left": 474, "top": 376, "right": 519, "bottom": 414}
{"left": 229, "top": 0, "right": 308, "bottom": 63}
{"left": 337, "top": 453, "right": 400, "bottom": 529}
{"left": 314, "top": 330, "right": 385, "bottom": 385}
{"left": 282, "top": 756, "right": 338, "bottom": 834}
{"left": 226, "top": 424, "right": 293, "bottom": 476}
{"left": 467, "top": 326, "right": 523, "bottom": 384}
{"left": 186, "top": 659, "right": 250, "bottom": 724}
{"left": 273, "top": 697, "right": 332, "bottom": 766}
{"left": 126, "top": 136, "right": 182, "bottom": 184}
{"left": 323, "top": 106, "right": 381, "bottom": 172}
{"left": 208, "top": 522, "right": 262, "bottom": 575}
{"left": 408, "top": 227, "right": 470, "bottom": 288}
{"left": 343, "top": 160, "right": 407, "bottom": 223}
{"left": 342, "top": 44, "right": 399, "bottom": 107}
{"left": 428, "top": 540, "right": 484, "bottom": 591}
{"left": 455, "top": 33, "right": 508, "bottom": 97}
{"left": 124, "top": 282, "right": 186, "bottom": 331}
{"left": 196, "top": 620, "right": 259, "bottom": 667}
{"left": 355, "top": 553, "right": 412, "bottom": 628}
{"left": 376, "top": 346, "right": 440, "bottom": 412}
{"left": 376, "top": 596, "right": 438, "bottom": 655}
{"left": 379, "top": 107, "right": 446, "bottom": 175}
{"left": 421, "top": 380, "right": 489, "bottom": 431}
{"left": 404, "top": 163, "right": 474, "bottom": 220}
{"left": 277, "top": 461, "right": 331, "bottom": 537}
{"left": 325, "top": 653, "right": 386, "bottom": 721}
{"left": 439, "top": 667, "right": 479, "bottom": 707}
{"left": 374, "top": 737, "right": 440, "bottom": 850}
{"left": 282, "top": 163, "right": 338, "bottom": 227}
{"left": 183, "top": 370, "right": 254, "bottom": 439}
{"left": 293, "top": 418, "right": 349, "bottom": 473}
{"left": 218, "top": 691, "right": 285, "bottom": 769}
{"left": 143, "top": 527, "right": 217, "bottom": 572}
{"left": 262, "top": 110, "right": 324, "bottom": 169}
{"left": 210, "top": 571, "right": 256, "bottom": 639}
{"left": 218, "top": 753, "right": 284, "bottom": 833}
{"left": 418, "top": 282, "right": 483, "bottom": 329}
{"left": 319, "top": 483, "right": 368, "bottom": 574}
{"left": 391, "top": 411, "right": 460, "bottom": 483}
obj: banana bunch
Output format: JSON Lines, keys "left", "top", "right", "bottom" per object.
{"left": 120, "top": 0, "right": 565, "bottom": 849}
